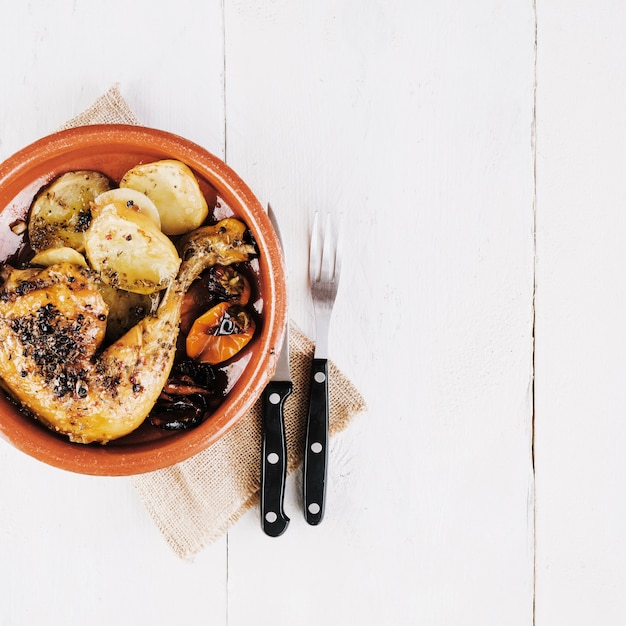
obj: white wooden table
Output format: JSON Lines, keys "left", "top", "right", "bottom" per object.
{"left": 0, "top": 1, "right": 623, "bottom": 624}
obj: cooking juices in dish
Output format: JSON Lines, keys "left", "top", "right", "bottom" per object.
{"left": 0, "top": 160, "right": 262, "bottom": 444}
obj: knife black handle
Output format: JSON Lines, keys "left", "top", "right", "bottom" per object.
{"left": 260, "top": 380, "right": 292, "bottom": 537}
{"left": 303, "top": 358, "right": 329, "bottom": 525}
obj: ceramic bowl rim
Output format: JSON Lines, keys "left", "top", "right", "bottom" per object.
{"left": 0, "top": 124, "right": 287, "bottom": 476}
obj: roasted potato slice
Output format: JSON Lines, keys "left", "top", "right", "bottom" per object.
{"left": 93, "top": 188, "right": 161, "bottom": 229}
{"left": 31, "top": 246, "right": 88, "bottom": 268}
{"left": 120, "top": 159, "right": 208, "bottom": 235}
{"left": 84, "top": 200, "right": 181, "bottom": 295}
{"left": 28, "top": 170, "right": 111, "bottom": 252}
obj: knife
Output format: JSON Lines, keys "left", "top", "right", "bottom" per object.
{"left": 260, "top": 204, "right": 292, "bottom": 537}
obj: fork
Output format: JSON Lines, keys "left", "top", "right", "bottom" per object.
{"left": 303, "top": 212, "right": 342, "bottom": 525}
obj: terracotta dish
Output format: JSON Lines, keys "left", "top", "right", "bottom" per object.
{"left": 0, "top": 124, "right": 287, "bottom": 475}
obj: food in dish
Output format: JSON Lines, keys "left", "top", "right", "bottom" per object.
{"left": 186, "top": 302, "right": 256, "bottom": 365}
{"left": 84, "top": 198, "right": 181, "bottom": 295}
{"left": 28, "top": 170, "right": 111, "bottom": 253}
{"left": 120, "top": 159, "right": 209, "bottom": 235}
{"left": 92, "top": 188, "right": 162, "bottom": 229}
{"left": 0, "top": 161, "right": 260, "bottom": 444}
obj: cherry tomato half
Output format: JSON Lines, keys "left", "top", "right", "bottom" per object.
{"left": 186, "top": 302, "right": 256, "bottom": 365}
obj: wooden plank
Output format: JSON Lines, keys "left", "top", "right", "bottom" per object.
{"left": 534, "top": 3, "right": 626, "bottom": 623}
{"left": 224, "top": 2, "right": 536, "bottom": 624}
{"left": 0, "top": 2, "right": 228, "bottom": 625}
{"left": 0, "top": 0, "right": 225, "bottom": 159}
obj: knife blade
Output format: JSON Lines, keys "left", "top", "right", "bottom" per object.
{"left": 260, "top": 204, "right": 292, "bottom": 537}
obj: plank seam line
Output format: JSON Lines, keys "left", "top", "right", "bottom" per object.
{"left": 222, "top": 4, "right": 231, "bottom": 626}
{"left": 222, "top": 0, "right": 228, "bottom": 165}
{"left": 531, "top": 1, "right": 538, "bottom": 625}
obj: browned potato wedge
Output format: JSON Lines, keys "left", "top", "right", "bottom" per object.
{"left": 31, "top": 246, "right": 88, "bottom": 268}
{"left": 120, "top": 159, "right": 208, "bottom": 235}
{"left": 84, "top": 200, "right": 181, "bottom": 295}
{"left": 28, "top": 170, "right": 111, "bottom": 252}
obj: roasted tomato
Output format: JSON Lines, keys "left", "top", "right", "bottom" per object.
{"left": 186, "top": 302, "right": 255, "bottom": 365}
{"left": 180, "top": 265, "right": 251, "bottom": 335}
{"left": 204, "top": 265, "right": 251, "bottom": 306}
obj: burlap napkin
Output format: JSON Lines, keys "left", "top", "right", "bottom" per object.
{"left": 60, "top": 84, "right": 366, "bottom": 559}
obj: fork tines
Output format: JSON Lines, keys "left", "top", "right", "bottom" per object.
{"left": 309, "top": 212, "right": 343, "bottom": 302}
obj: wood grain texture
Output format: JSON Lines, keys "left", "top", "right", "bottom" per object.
{"left": 0, "top": 2, "right": 228, "bottom": 625}
{"left": 0, "top": 0, "right": 548, "bottom": 624}
{"left": 224, "top": 1, "right": 535, "bottom": 624}
{"left": 0, "top": 0, "right": 225, "bottom": 159}
{"left": 534, "top": 2, "right": 626, "bottom": 623}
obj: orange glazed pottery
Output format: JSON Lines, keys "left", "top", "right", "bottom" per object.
{"left": 0, "top": 125, "right": 287, "bottom": 475}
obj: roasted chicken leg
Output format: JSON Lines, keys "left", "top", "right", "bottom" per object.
{"left": 0, "top": 218, "right": 256, "bottom": 444}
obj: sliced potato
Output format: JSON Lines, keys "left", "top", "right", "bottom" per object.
{"left": 28, "top": 170, "right": 111, "bottom": 253}
{"left": 31, "top": 246, "right": 88, "bottom": 268}
{"left": 84, "top": 201, "right": 181, "bottom": 295}
{"left": 93, "top": 188, "right": 161, "bottom": 229}
{"left": 120, "top": 159, "right": 208, "bottom": 235}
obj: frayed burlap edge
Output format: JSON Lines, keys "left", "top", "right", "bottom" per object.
{"left": 57, "top": 83, "right": 140, "bottom": 130}
{"left": 61, "top": 85, "right": 367, "bottom": 559}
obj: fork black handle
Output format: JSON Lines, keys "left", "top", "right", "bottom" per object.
{"left": 303, "top": 358, "right": 329, "bottom": 525}
{"left": 260, "top": 380, "right": 292, "bottom": 537}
